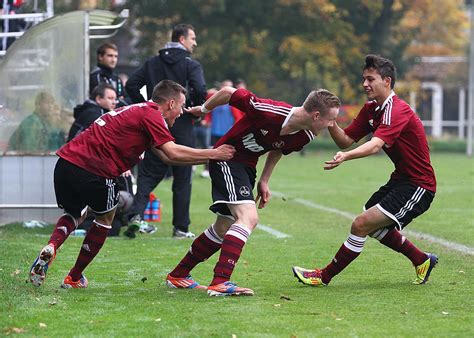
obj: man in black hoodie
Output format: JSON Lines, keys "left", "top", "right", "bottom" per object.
{"left": 90, "top": 42, "right": 128, "bottom": 107}
{"left": 125, "top": 24, "right": 207, "bottom": 239}
{"left": 67, "top": 83, "right": 117, "bottom": 142}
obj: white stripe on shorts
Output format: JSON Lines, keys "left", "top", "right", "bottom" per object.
{"left": 218, "top": 161, "right": 237, "bottom": 201}
{"left": 106, "top": 179, "right": 114, "bottom": 210}
{"left": 394, "top": 187, "right": 425, "bottom": 219}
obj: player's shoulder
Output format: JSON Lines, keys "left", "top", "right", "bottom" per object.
{"left": 390, "top": 95, "right": 414, "bottom": 115}
{"left": 250, "top": 92, "right": 292, "bottom": 110}
{"left": 364, "top": 100, "right": 378, "bottom": 110}
{"left": 392, "top": 95, "right": 410, "bottom": 108}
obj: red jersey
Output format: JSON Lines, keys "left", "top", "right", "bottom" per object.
{"left": 57, "top": 102, "right": 174, "bottom": 178}
{"left": 344, "top": 93, "right": 436, "bottom": 192}
{"left": 214, "top": 88, "right": 314, "bottom": 167}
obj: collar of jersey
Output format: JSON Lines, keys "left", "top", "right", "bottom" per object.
{"left": 375, "top": 91, "right": 395, "bottom": 112}
{"left": 281, "top": 107, "right": 297, "bottom": 131}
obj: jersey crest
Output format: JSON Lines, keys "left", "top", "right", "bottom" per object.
{"left": 272, "top": 141, "right": 285, "bottom": 149}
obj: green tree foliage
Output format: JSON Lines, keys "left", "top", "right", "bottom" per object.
{"left": 125, "top": 0, "right": 468, "bottom": 104}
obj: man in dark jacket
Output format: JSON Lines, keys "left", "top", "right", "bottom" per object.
{"left": 90, "top": 42, "right": 128, "bottom": 106}
{"left": 67, "top": 83, "right": 117, "bottom": 141}
{"left": 124, "top": 23, "right": 207, "bottom": 239}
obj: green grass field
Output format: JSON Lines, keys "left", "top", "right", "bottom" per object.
{"left": 1, "top": 151, "right": 473, "bottom": 337}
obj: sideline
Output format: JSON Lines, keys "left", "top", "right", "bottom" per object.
{"left": 272, "top": 191, "right": 474, "bottom": 256}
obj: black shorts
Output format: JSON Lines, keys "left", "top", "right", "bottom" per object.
{"left": 54, "top": 157, "right": 119, "bottom": 218}
{"left": 365, "top": 179, "right": 435, "bottom": 230}
{"left": 208, "top": 160, "right": 256, "bottom": 217}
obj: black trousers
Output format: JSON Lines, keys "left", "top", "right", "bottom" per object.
{"left": 129, "top": 115, "right": 194, "bottom": 232}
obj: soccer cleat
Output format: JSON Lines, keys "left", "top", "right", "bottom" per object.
{"left": 413, "top": 253, "right": 438, "bottom": 285}
{"left": 292, "top": 266, "right": 327, "bottom": 286}
{"left": 139, "top": 223, "right": 157, "bottom": 234}
{"left": 172, "top": 229, "right": 196, "bottom": 239}
{"left": 61, "top": 274, "right": 88, "bottom": 289}
{"left": 123, "top": 216, "right": 142, "bottom": 238}
{"left": 166, "top": 274, "right": 206, "bottom": 290}
{"left": 29, "top": 244, "right": 56, "bottom": 287}
{"left": 207, "top": 281, "right": 254, "bottom": 297}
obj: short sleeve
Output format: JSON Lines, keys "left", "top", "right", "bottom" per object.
{"left": 374, "top": 105, "right": 410, "bottom": 147}
{"left": 142, "top": 112, "right": 175, "bottom": 148}
{"left": 344, "top": 104, "right": 372, "bottom": 142}
{"left": 229, "top": 88, "right": 254, "bottom": 114}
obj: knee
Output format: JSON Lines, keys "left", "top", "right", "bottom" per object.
{"left": 245, "top": 214, "right": 259, "bottom": 231}
{"left": 351, "top": 214, "right": 370, "bottom": 236}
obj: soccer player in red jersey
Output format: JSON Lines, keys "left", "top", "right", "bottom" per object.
{"left": 29, "top": 80, "right": 235, "bottom": 289}
{"left": 292, "top": 54, "right": 438, "bottom": 287}
{"left": 166, "top": 85, "right": 341, "bottom": 296}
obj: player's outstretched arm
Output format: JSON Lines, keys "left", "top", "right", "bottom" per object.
{"left": 153, "top": 141, "right": 235, "bottom": 165}
{"left": 256, "top": 150, "right": 282, "bottom": 209}
{"left": 184, "top": 86, "right": 237, "bottom": 118}
{"left": 328, "top": 122, "right": 354, "bottom": 149}
{"left": 324, "top": 137, "right": 384, "bottom": 170}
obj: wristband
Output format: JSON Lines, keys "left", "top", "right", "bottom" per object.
{"left": 201, "top": 105, "right": 210, "bottom": 114}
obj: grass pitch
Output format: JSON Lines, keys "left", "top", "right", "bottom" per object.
{"left": 1, "top": 151, "right": 473, "bottom": 337}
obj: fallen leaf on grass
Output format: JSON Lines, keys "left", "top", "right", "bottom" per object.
{"left": 442, "top": 311, "right": 449, "bottom": 315}
{"left": 280, "top": 295, "right": 291, "bottom": 301}
{"left": 273, "top": 304, "right": 281, "bottom": 307}
{"left": 155, "top": 318, "right": 162, "bottom": 322}
{"left": 10, "top": 269, "right": 21, "bottom": 277}
{"left": 10, "top": 327, "right": 26, "bottom": 334}
{"left": 141, "top": 277, "right": 148, "bottom": 283}
{"left": 39, "top": 323, "right": 47, "bottom": 328}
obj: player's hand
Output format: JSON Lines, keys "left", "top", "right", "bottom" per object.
{"left": 324, "top": 151, "right": 346, "bottom": 170}
{"left": 184, "top": 105, "right": 206, "bottom": 118}
{"left": 122, "top": 170, "right": 133, "bottom": 177}
{"left": 255, "top": 181, "right": 270, "bottom": 209}
{"left": 212, "top": 144, "right": 235, "bottom": 160}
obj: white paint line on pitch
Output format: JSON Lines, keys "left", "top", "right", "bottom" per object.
{"left": 257, "top": 223, "right": 290, "bottom": 238}
{"left": 272, "top": 191, "right": 474, "bottom": 256}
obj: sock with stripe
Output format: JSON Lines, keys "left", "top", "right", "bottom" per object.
{"left": 69, "top": 221, "right": 109, "bottom": 281}
{"left": 48, "top": 214, "right": 77, "bottom": 250}
{"left": 373, "top": 228, "right": 427, "bottom": 266}
{"left": 210, "top": 224, "right": 251, "bottom": 286}
{"left": 321, "top": 234, "right": 367, "bottom": 284}
{"left": 170, "top": 224, "right": 223, "bottom": 278}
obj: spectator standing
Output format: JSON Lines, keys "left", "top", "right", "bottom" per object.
{"left": 124, "top": 23, "right": 207, "bottom": 238}
{"left": 90, "top": 42, "right": 128, "bottom": 106}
